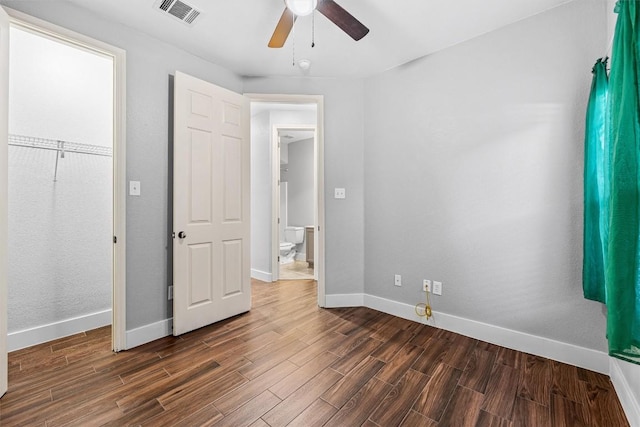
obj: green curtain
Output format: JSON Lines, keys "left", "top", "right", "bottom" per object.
{"left": 603, "top": 0, "right": 640, "bottom": 364}
{"left": 583, "top": 57, "right": 609, "bottom": 304}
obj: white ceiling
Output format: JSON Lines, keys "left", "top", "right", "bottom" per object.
{"left": 66, "top": 0, "right": 572, "bottom": 78}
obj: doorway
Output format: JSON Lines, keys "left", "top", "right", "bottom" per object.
{"left": 248, "top": 94, "right": 325, "bottom": 306}
{"left": 1, "top": 10, "right": 126, "bottom": 357}
{"left": 276, "top": 126, "right": 316, "bottom": 281}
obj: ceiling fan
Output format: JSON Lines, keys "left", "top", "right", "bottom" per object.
{"left": 268, "top": 0, "right": 369, "bottom": 48}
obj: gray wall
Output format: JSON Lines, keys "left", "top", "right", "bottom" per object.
{"left": 250, "top": 110, "right": 271, "bottom": 277}
{"left": 363, "top": 0, "right": 609, "bottom": 351}
{"left": 1, "top": 0, "right": 244, "bottom": 330}
{"left": 286, "top": 138, "right": 314, "bottom": 229}
{"left": 244, "top": 78, "right": 365, "bottom": 296}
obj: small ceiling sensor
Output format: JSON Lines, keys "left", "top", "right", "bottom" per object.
{"left": 298, "top": 59, "right": 312, "bottom": 71}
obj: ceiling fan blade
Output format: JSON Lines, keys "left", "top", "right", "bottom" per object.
{"left": 316, "top": 0, "right": 369, "bottom": 41}
{"left": 268, "top": 8, "right": 296, "bottom": 48}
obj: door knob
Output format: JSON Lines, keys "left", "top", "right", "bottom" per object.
{"left": 178, "top": 231, "right": 187, "bottom": 239}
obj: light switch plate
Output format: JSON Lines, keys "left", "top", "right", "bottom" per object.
{"left": 129, "top": 181, "right": 141, "bottom": 196}
{"left": 433, "top": 281, "right": 442, "bottom": 295}
{"left": 335, "top": 188, "right": 346, "bottom": 199}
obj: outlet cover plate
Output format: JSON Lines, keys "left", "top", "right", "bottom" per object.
{"left": 394, "top": 274, "right": 402, "bottom": 287}
{"left": 423, "top": 279, "right": 431, "bottom": 292}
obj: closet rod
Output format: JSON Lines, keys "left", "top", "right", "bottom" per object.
{"left": 8, "top": 134, "right": 112, "bottom": 157}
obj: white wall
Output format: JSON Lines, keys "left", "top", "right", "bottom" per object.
{"left": 362, "top": 0, "right": 609, "bottom": 352}
{"left": 244, "top": 78, "right": 365, "bottom": 295}
{"left": 612, "top": 358, "right": 640, "bottom": 426}
{"left": 7, "top": 25, "right": 112, "bottom": 335}
{"left": 0, "top": 0, "right": 244, "bottom": 331}
{"left": 8, "top": 148, "right": 112, "bottom": 332}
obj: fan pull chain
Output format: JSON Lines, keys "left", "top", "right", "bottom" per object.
{"left": 311, "top": 11, "right": 315, "bottom": 47}
{"left": 292, "top": 11, "right": 296, "bottom": 66}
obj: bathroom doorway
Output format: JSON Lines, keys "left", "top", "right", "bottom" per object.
{"left": 248, "top": 94, "right": 325, "bottom": 306}
{"left": 277, "top": 127, "right": 315, "bottom": 281}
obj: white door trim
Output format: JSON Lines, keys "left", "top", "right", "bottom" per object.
{"left": 3, "top": 7, "right": 127, "bottom": 351}
{"left": 246, "top": 94, "right": 325, "bottom": 307}
{"left": 0, "top": 5, "right": 9, "bottom": 399}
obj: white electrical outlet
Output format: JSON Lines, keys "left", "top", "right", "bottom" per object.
{"left": 423, "top": 279, "right": 431, "bottom": 292}
{"left": 433, "top": 281, "right": 442, "bottom": 295}
{"left": 394, "top": 274, "right": 402, "bottom": 287}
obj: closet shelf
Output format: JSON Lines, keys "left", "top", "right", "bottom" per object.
{"left": 8, "top": 134, "right": 113, "bottom": 157}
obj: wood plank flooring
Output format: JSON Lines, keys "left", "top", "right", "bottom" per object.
{"left": 0, "top": 279, "right": 630, "bottom": 426}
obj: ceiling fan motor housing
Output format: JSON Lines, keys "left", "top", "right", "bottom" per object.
{"left": 285, "top": 0, "right": 318, "bottom": 16}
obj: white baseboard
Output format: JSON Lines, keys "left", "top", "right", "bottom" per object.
{"left": 125, "top": 318, "right": 173, "bottom": 350}
{"left": 325, "top": 293, "right": 609, "bottom": 374}
{"left": 7, "top": 309, "right": 112, "bottom": 352}
{"left": 325, "top": 293, "right": 364, "bottom": 308}
{"left": 251, "top": 268, "right": 272, "bottom": 283}
{"left": 610, "top": 358, "right": 640, "bottom": 427}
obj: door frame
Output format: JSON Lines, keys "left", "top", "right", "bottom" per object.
{"left": 272, "top": 124, "right": 317, "bottom": 282}
{"left": 2, "top": 8, "right": 127, "bottom": 352}
{"left": 246, "top": 94, "right": 325, "bottom": 307}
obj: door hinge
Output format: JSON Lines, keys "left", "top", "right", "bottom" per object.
{"left": 278, "top": 256, "right": 280, "bottom": 262}
{"left": 278, "top": 218, "right": 280, "bottom": 224}
{"left": 113, "top": 236, "right": 117, "bottom": 244}
{"left": 172, "top": 232, "right": 176, "bottom": 239}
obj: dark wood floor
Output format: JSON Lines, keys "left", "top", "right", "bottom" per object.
{"left": 0, "top": 279, "right": 630, "bottom": 426}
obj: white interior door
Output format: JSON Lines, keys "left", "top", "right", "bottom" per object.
{"left": 0, "top": 5, "right": 9, "bottom": 398}
{"left": 173, "top": 71, "right": 250, "bottom": 336}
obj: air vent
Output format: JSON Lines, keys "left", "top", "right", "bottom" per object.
{"left": 154, "top": 0, "right": 201, "bottom": 26}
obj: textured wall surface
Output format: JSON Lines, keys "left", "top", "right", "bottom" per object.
{"left": 363, "top": 0, "right": 609, "bottom": 351}
{"left": 8, "top": 148, "right": 111, "bottom": 332}
{"left": 7, "top": 24, "right": 112, "bottom": 333}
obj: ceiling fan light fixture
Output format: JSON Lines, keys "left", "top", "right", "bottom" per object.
{"left": 284, "top": 0, "right": 317, "bottom": 16}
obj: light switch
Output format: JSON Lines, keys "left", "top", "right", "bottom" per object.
{"left": 129, "top": 181, "right": 141, "bottom": 196}
{"left": 334, "top": 188, "right": 346, "bottom": 199}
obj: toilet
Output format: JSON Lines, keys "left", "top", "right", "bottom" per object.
{"left": 279, "top": 226, "right": 304, "bottom": 264}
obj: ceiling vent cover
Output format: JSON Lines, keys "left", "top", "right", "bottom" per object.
{"left": 154, "top": 0, "right": 201, "bottom": 26}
